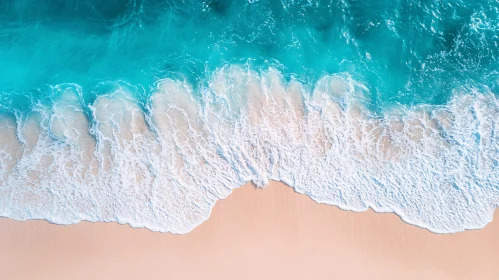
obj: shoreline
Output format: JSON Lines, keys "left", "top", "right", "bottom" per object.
{"left": 2, "top": 180, "right": 496, "bottom": 235}
{"left": 1, "top": 72, "right": 498, "bottom": 235}
{"left": 1, "top": 181, "right": 498, "bottom": 280}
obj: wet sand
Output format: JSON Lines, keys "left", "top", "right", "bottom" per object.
{"left": 0, "top": 181, "right": 498, "bottom": 280}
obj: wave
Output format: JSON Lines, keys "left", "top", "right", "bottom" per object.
{"left": 0, "top": 65, "right": 498, "bottom": 233}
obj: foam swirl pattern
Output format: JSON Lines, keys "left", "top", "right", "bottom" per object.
{"left": 0, "top": 67, "right": 498, "bottom": 233}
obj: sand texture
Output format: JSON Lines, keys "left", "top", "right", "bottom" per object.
{"left": 0, "top": 181, "right": 498, "bottom": 280}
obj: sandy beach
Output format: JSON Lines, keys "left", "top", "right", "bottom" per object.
{"left": 0, "top": 181, "right": 498, "bottom": 280}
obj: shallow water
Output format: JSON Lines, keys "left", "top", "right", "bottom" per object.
{"left": 0, "top": 0, "right": 499, "bottom": 233}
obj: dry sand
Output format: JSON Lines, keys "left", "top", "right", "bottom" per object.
{"left": 0, "top": 181, "right": 498, "bottom": 280}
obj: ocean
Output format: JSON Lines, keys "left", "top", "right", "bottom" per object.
{"left": 0, "top": 0, "right": 498, "bottom": 233}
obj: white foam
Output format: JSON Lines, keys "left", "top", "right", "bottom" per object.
{"left": 0, "top": 67, "right": 498, "bottom": 234}
{"left": 0, "top": 115, "right": 21, "bottom": 186}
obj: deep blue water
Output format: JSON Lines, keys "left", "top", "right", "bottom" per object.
{"left": 1, "top": 0, "right": 499, "bottom": 113}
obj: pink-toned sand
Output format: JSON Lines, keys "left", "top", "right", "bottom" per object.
{"left": 0, "top": 181, "right": 498, "bottom": 280}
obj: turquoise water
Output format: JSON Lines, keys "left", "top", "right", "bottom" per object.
{"left": 1, "top": 0, "right": 499, "bottom": 111}
{"left": 1, "top": 1, "right": 499, "bottom": 234}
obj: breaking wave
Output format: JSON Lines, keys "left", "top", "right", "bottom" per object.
{"left": 1, "top": 66, "right": 498, "bottom": 233}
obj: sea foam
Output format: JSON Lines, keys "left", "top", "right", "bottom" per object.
{"left": 1, "top": 66, "right": 498, "bottom": 233}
